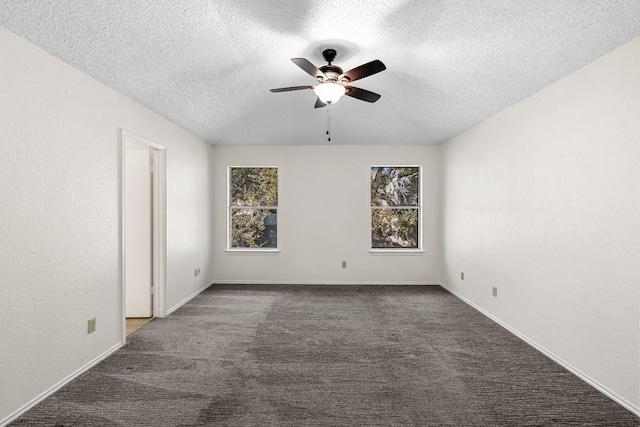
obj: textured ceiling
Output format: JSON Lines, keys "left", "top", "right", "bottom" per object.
{"left": 2, "top": 1, "right": 640, "bottom": 145}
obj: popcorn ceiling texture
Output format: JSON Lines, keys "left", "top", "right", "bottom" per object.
{"left": 1, "top": 0, "right": 640, "bottom": 145}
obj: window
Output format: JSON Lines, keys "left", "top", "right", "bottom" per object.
{"left": 228, "top": 167, "right": 278, "bottom": 249}
{"left": 371, "top": 166, "right": 420, "bottom": 249}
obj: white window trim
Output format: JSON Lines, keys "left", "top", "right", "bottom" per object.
{"left": 227, "top": 166, "right": 279, "bottom": 251}
{"left": 369, "top": 248, "right": 424, "bottom": 254}
{"left": 370, "top": 165, "right": 423, "bottom": 252}
{"left": 225, "top": 248, "right": 280, "bottom": 254}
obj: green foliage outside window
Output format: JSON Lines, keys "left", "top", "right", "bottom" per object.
{"left": 371, "top": 167, "right": 420, "bottom": 248}
{"left": 229, "top": 167, "right": 277, "bottom": 248}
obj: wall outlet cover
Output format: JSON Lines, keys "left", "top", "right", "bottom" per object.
{"left": 87, "top": 318, "right": 96, "bottom": 334}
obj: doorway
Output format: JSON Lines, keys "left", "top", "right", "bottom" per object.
{"left": 122, "top": 131, "right": 166, "bottom": 341}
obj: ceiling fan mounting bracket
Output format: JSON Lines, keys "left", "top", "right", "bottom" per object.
{"left": 322, "top": 48, "right": 337, "bottom": 65}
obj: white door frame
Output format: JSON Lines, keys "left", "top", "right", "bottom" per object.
{"left": 121, "top": 130, "right": 167, "bottom": 342}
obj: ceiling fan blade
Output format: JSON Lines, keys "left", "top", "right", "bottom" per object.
{"left": 314, "top": 97, "right": 327, "bottom": 108}
{"left": 291, "top": 58, "right": 326, "bottom": 79}
{"left": 270, "top": 85, "right": 314, "bottom": 93}
{"left": 344, "top": 86, "right": 382, "bottom": 103}
{"left": 341, "top": 60, "right": 386, "bottom": 83}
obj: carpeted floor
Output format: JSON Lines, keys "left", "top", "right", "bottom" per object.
{"left": 11, "top": 285, "right": 639, "bottom": 426}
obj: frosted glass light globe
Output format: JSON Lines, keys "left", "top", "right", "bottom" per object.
{"left": 314, "top": 82, "right": 346, "bottom": 104}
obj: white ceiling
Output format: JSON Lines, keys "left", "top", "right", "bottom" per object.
{"left": 2, "top": 1, "right": 640, "bottom": 146}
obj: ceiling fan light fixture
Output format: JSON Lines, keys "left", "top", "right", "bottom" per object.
{"left": 314, "top": 82, "right": 345, "bottom": 104}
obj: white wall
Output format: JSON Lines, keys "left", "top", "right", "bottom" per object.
{"left": 441, "top": 36, "right": 640, "bottom": 412}
{"left": 212, "top": 145, "right": 441, "bottom": 285}
{"left": 0, "top": 27, "right": 214, "bottom": 423}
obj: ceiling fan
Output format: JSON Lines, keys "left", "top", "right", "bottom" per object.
{"left": 270, "top": 49, "right": 386, "bottom": 108}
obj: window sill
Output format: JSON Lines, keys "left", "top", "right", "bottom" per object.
{"left": 225, "top": 248, "right": 280, "bottom": 254}
{"left": 369, "top": 249, "right": 424, "bottom": 255}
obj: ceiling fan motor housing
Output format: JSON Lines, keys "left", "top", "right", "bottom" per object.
{"left": 319, "top": 65, "right": 345, "bottom": 82}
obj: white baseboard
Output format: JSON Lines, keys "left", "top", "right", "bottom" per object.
{"left": 439, "top": 282, "right": 640, "bottom": 417}
{"left": 211, "top": 280, "right": 441, "bottom": 286}
{"left": 166, "top": 280, "right": 214, "bottom": 315}
{"left": 1, "top": 342, "right": 124, "bottom": 426}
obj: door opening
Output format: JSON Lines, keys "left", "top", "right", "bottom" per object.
{"left": 122, "top": 131, "right": 166, "bottom": 341}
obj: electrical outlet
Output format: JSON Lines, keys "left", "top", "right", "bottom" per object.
{"left": 460, "top": 272, "right": 465, "bottom": 280}
{"left": 492, "top": 287, "right": 498, "bottom": 297}
{"left": 194, "top": 268, "right": 198, "bottom": 277}
{"left": 87, "top": 318, "right": 96, "bottom": 334}
{"left": 341, "top": 261, "right": 347, "bottom": 268}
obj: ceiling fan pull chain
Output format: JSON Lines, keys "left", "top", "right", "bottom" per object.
{"left": 327, "top": 103, "right": 331, "bottom": 142}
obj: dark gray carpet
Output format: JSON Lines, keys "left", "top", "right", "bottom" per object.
{"left": 11, "top": 285, "right": 639, "bottom": 426}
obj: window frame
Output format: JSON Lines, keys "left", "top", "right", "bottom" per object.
{"left": 370, "top": 165, "right": 423, "bottom": 252}
{"left": 227, "top": 166, "right": 279, "bottom": 252}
